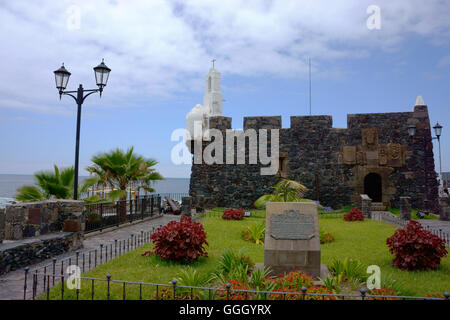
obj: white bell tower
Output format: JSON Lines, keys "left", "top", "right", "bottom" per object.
{"left": 186, "top": 61, "right": 223, "bottom": 147}
{"left": 203, "top": 63, "right": 222, "bottom": 116}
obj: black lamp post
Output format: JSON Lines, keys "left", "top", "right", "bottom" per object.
{"left": 54, "top": 60, "right": 111, "bottom": 200}
{"left": 433, "top": 122, "right": 443, "bottom": 182}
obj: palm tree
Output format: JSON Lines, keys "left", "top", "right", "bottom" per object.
{"left": 16, "top": 165, "right": 75, "bottom": 202}
{"left": 86, "top": 147, "right": 163, "bottom": 222}
{"left": 254, "top": 179, "right": 309, "bottom": 209}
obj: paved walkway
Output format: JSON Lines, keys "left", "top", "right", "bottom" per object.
{"left": 0, "top": 214, "right": 180, "bottom": 300}
{"left": 371, "top": 211, "right": 450, "bottom": 245}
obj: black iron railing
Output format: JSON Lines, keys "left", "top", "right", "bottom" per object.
{"left": 145, "top": 193, "right": 188, "bottom": 203}
{"left": 84, "top": 194, "right": 163, "bottom": 233}
{"left": 23, "top": 225, "right": 162, "bottom": 300}
{"left": 22, "top": 219, "right": 450, "bottom": 301}
{"left": 377, "top": 212, "right": 450, "bottom": 246}
{"left": 26, "top": 272, "right": 450, "bottom": 301}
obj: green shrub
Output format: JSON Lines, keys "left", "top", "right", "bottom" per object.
{"left": 248, "top": 266, "right": 276, "bottom": 298}
{"left": 241, "top": 222, "right": 265, "bottom": 245}
{"left": 328, "top": 258, "right": 367, "bottom": 283}
{"left": 211, "top": 248, "right": 255, "bottom": 283}
{"left": 319, "top": 229, "right": 335, "bottom": 244}
{"left": 176, "top": 267, "right": 210, "bottom": 287}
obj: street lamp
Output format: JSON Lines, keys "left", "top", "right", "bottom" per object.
{"left": 407, "top": 123, "right": 416, "bottom": 138}
{"left": 433, "top": 122, "right": 443, "bottom": 182}
{"left": 54, "top": 59, "right": 111, "bottom": 200}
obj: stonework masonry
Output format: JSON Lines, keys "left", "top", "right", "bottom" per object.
{"left": 0, "top": 232, "right": 82, "bottom": 275}
{"left": 189, "top": 105, "right": 439, "bottom": 212}
{"left": 4, "top": 200, "right": 84, "bottom": 240}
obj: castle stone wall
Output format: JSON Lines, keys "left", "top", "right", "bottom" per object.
{"left": 189, "top": 105, "right": 439, "bottom": 212}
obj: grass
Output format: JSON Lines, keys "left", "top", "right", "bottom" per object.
{"left": 42, "top": 211, "right": 265, "bottom": 300}
{"left": 43, "top": 207, "right": 450, "bottom": 299}
{"left": 319, "top": 218, "right": 450, "bottom": 296}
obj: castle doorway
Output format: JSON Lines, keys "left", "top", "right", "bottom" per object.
{"left": 364, "top": 173, "right": 382, "bottom": 202}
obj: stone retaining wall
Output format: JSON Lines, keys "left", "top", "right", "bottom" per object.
{"left": 4, "top": 200, "right": 84, "bottom": 240}
{"left": 0, "top": 232, "right": 82, "bottom": 275}
{"left": 0, "top": 208, "right": 5, "bottom": 243}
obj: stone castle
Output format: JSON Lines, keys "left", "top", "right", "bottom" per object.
{"left": 186, "top": 67, "right": 439, "bottom": 212}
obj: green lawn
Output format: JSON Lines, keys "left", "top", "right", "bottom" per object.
{"left": 319, "top": 218, "right": 450, "bottom": 296}
{"left": 43, "top": 209, "right": 450, "bottom": 299}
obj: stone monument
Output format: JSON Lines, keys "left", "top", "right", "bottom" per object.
{"left": 360, "top": 194, "right": 372, "bottom": 218}
{"left": 400, "top": 197, "right": 411, "bottom": 220}
{"left": 264, "top": 202, "right": 321, "bottom": 277}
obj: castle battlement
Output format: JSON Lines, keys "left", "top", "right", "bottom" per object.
{"left": 188, "top": 67, "right": 438, "bottom": 213}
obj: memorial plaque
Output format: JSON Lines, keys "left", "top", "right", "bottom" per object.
{"left": 264, "top": 202, "right": 322, "bottom": 278}
{"left": 270, "top": 210, "right": 315, "bottom": 240}
{"left": 28, "top": 208, "right": 41, "bottom": 225}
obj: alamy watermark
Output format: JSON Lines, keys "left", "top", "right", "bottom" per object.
{"left": 171, "top": 121, "right": 279, "bottom": 175}
{"left": 366, "top": 5, "right": 381, "bottom": 30}
{"left": 366, "top": 265, "right": 381, "bottom": 290}
{"left": 66, "top": 5, "right": 81, "bottom": 31}
{"left": 66, "top": 265, "right": 81, "bottom": 290}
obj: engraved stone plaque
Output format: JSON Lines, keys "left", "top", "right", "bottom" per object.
{"left": 343, "top": 146, "right": 356, "bottom": 164}
{"left": 270, "top": 210, "right": 315, "bottom": 240}
{"left": 28, "top": 208, "right": 41, "bottom": 225}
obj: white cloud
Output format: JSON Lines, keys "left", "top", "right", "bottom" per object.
{"left": 0, "top": 0, "right": 449, "bottom": 113}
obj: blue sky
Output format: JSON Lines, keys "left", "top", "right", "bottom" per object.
{"left": 0, "top": 0, "right": 449, "bottom": 178}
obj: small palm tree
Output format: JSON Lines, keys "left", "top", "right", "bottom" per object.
{"left": 16, "top": 165, "right": 75, "bottom": 202}
{"left": 254, "top": 179, "right": 308, "bottom": 209}
{"left": 85, "top": 147, "right": 163, "bottom": 222}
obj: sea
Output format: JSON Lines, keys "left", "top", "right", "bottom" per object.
{"left": 0, "top": 174, "right": 190, "bottom": 208}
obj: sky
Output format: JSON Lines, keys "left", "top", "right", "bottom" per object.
{"left": 0, "top": 0, "right": 449, "bottom": 178}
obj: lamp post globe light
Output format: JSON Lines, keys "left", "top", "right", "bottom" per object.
{"left": 53, "top": 60, "right": 111, "bottom": 200}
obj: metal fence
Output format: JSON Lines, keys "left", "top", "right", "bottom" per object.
{"left": 147, "top": 193, "right": 188, "bottom": 203}
{"left": 84, "top": 195, "right": 162, "bottom": 233}
{"left": 376, "top": 212, "right": 450, "bottom": 246}
{"left": 26, "top": 272, "right": 450, "bottom": 301}
{"left": 23, "top": 213, "right": 450, "bottom": 301}
{"left": 23, "top": 225, "right": 162, "bottom": 300}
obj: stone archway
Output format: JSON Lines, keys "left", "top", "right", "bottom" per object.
{"left": 364, "top": 173, "right": 382, "bottom": 202}
{"left": 348, "top": 165, "right": 396, "bottom": 206}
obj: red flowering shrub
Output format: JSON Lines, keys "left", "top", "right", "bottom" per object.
{"left": 386, "top": 220, "right": 448, "bottom": 271}
{"left": 344, "top": 208, "right": 364, "bottom": 221}
{"left": 426, "top": 293, "right": 445, "bottom": 300}
{"left": 271, "top": 270, "right": 314, "bottom": 291}
{"left": 222, "top": 208, "right": 245, "bottom": 220}
{"left": 303, "top": 286, "right": 337, "bottom": 300}
{"left": 216, "top": 280, "right": 250, "bottom": 300}
{"left": 150, "top": 217, "right": 208, "bottom": 263}
{"left": 268, "top": 287, "right": 303, "bottom": 300}
{"left": 268, "top": 285, "right": 336, "bottom": 300}
{"left": 153, "top": 286, "right": 199, "bottom": 300}
{"left": 368, "top": 287, "right": 397, "bottom": 300}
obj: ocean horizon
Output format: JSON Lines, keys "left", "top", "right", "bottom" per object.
{"left": 0, "top": 174, "right": 190, "bottom": 208}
